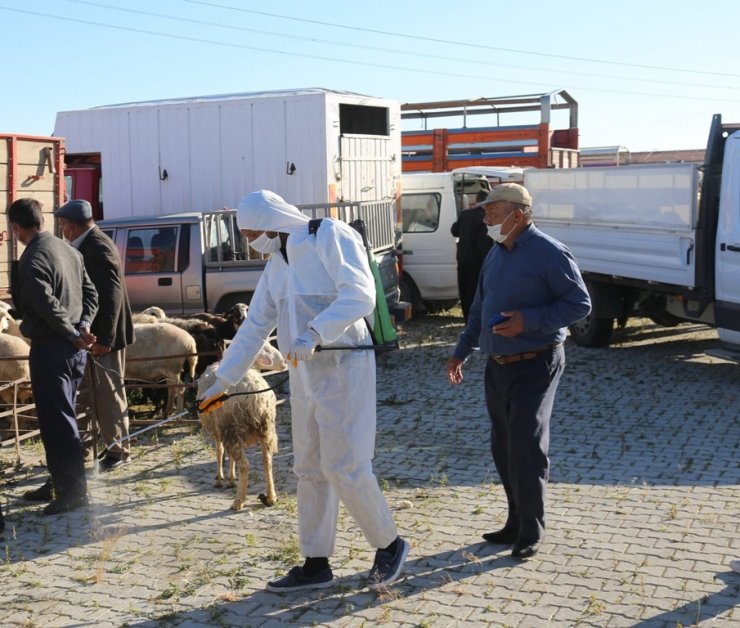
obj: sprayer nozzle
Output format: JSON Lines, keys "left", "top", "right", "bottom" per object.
{"left": 198, "top": 392, "right": 228, "bottom": 414}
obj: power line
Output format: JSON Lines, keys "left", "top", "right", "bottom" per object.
{"left": 61, "top": 0, "right": 737, "bottom": 92}
{"left": 185, "top": 0, "right": 740, "bottom": 79}
{"left": 1, "top": 5, "right": 739, "bottom": 104}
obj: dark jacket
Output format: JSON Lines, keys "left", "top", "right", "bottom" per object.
{"left": 451, "top": 207, "right": 493, "bottom": 268}
{"left": 15, "top": 231, "right": 98, "bottom": 342}
{"left": 77, "top": 226, "right": 135, "bottom": 350}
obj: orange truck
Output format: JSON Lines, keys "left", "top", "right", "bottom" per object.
{"left": 401, "top": 90, "right": 579, "bottom": 172}
{"left": 0, "top": 134, "right": 65, "bottom": 300}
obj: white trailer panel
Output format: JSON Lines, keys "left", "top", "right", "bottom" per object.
{"left": 526, "top": 163, "right": 700, "bottom": 287}
{"left": 55, "top": 89, "right": 401, "bottom": 219}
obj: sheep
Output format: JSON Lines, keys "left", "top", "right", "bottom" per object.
{"left": 125, "top": 322, "right": 198, "bottom": 416}
{"left": 0, "top": 332, "right": 33, "bottom": 418}
{"left": 196, "top": 362, "right": 278, "bottom": 510}
{"left": 180, "top": 303, "right": 248, "bottom": 340}
{"left": 0, "top": 312, "right": 31, "bottom": 345}
{"left": 156, "top": 317, "right": 225, "bottom": 377}
{"left": 254, "top": 341, "right": 288, "bottom": 372}
{"left": 132, "top": 312, "right": 161, "bottom": 325}
{"left": 140, "top": 305, "right": 167, "bottom": 319}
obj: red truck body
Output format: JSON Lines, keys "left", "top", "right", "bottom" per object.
{"left": 401, "top": 90, "right": 579, "bottom": 172}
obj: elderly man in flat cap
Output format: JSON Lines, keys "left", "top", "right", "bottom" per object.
{"left": 446, "top": 183, "right": 591, "bottom": 559}
{"left": 7, "top": 198, "right": 98, "bottom": 514}
{"left": 55, "top": 199, "right": 135, "bottom": 472}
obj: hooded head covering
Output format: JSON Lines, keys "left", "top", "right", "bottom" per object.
{"left": 236, "top": 190, "right": 309, "bottom": 232}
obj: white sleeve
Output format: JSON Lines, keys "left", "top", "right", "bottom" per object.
{"left": 215, "top": 262, "right": 278, "bottom": 385}
{"left": 308, "top": 222, "right": 375, "bottom": 344}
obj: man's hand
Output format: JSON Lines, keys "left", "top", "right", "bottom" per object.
{"left": 91, "top": 342, "right": 111, "bottom": 358}
{"left": 446, "top": 357, "right": 464, "bottom": 385}
{"left": 288, "top": 328, "right": 321, "bottom": 364}
{"left": 491, "top": 310, "right": 524, "bottom": 337}
{"left": 73, "top": 329, "right": 96, "bottom": 350}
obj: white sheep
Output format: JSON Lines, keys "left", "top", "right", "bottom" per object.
{"left": 0, "top": 312, "right": 30, "bottom": 345}
{"left": 140, "top": 305, "right": 167, "bottom": 319}
{"left": 125, "top": 322, "right": 198, "bottom": 416}
{"left": 196, "top": 362, "right": 279, "bottom": 510}
{"left": 253, "top": 342, "right": 288, "bottom": 372}
{"left": 132, "top": 312, "right": 161, "bottom": 325}
{"left": 0, "top": 332, "right": 33, "bottom": 407}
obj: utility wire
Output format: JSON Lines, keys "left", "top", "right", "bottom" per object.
{"left": 61, "top": 0, "right": 737, "bottom": 92}
{"left": 185, "top": 0, "right": 740, "bottom": 79}
{"left": 1, "top": 5, "right": 739, "bottom": 103}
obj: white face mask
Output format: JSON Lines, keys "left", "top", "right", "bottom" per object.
{"left": 250, "top": 233, "right": 281, "bottom": 254}
{"left": 487, "top": 212, "right": 515, "bottom": 243}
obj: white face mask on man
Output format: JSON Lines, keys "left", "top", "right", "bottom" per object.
{"left": 250, "top": 233, "right": 282, "bottom": 254}
{"left": 487, "top": 211, "right": 515, "bottom": 243}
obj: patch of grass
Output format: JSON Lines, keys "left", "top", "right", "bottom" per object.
{"left": 266, "top": 536, "right": 301, "bottom": 568}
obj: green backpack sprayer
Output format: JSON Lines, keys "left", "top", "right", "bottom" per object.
{"left": 308, "top": 218, "right": 399, "bottom": 352}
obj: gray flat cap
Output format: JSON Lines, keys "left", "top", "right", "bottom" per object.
{"left": 55, "top": 199, "right": 93, "bottom": 221}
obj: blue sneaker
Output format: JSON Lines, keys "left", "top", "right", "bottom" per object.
{"left": 266, "top": 565, "right": 334, "bottom": 592}
{"left": 368, "top": 537, "right": 409, "bottom": 590}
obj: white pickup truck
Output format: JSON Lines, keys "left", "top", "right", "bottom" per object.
{"left": 399, "top": 167, "right": 523, "bottom": 312}
{"left": 525, "top": 114, "right": 740, "bottom": 355}
{"left": 98, "top": 202, "right": 401, "bottom": 316}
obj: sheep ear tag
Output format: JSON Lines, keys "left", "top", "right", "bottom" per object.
{"left": 199, "top": 392, "right": 229, "bottom": 414}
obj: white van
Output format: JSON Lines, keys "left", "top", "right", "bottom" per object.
{"left": 399, "top": 167, "right": 523, "bottom": 312}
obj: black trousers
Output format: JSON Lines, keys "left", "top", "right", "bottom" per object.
{"left": 457, "top": 264, "right": 482, "bottom": 324}
{"left": 29, "top": 336, "right": 88, "bottom": 501}
{"left": 484, "top": 345, "right": 565, "bottom": 543}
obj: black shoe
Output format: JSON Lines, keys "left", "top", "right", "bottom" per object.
{"left": 511, "top": 539, "right": 542, "bottom": 559}
{"left": 23, "top": 479, "right": 54, "bottom": 502}
{"left": 266, "top": 565, "right": 334, "bottom": 592}
{"left": 99, "top": 453, "right": 131, "bottom": 472}
{"left": 482, "top": 528, "right": 518, "bottom": 545}
{"left": 43, "top": 494, "right": 89, "bottom": 516}
{"left": 368, "top": 537, "right": 410, "bottom": 591}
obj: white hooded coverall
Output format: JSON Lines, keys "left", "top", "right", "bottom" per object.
{"left": 216, "top": 190, "right": 398, "bottom": 557}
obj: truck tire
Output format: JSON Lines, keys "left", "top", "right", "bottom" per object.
{"left": 399, "top": 275, "right": 425, "bottom": 317}
{"left": 426, "top": 299, "right": 459, "bottom": 314}
{"left": 569, "top": 315, "right": 614, "bottom": 348}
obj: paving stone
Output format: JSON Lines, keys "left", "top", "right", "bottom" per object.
{"left": 0, "top": 314, "right": 738, "bottom": 626}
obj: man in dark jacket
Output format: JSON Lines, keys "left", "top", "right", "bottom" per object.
{"left": 450, "top": 190, "right": 493, "bottom": 322}
{"left": 55, "top": 200, "right": 136, "bottom": 471}
{"left": 7, "top": 198, "right": 98, "bottom": 515}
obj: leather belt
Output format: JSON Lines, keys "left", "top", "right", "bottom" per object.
{"left": 490, "top": 343, "right": 562, "bottom": 365}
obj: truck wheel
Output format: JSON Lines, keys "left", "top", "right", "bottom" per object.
{"left": 569, "top": 315, "right": 613, "bottom": 348}
{"left": 399, "top": 275, "right": 425, "bottom": 317}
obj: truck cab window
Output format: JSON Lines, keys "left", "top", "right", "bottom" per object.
{"left": 401, "top": 193, "right": 441, "bottom": 233}
{"left": 125, "top": 227, "right": 178, "bottom": 273}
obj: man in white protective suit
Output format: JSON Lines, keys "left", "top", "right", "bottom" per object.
{"left": 198, "top": 190, "right": 409, "bottom": 593}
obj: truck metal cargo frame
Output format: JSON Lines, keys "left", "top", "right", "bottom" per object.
{"left": 524, "top": 114, "right": 740, "bottom": 349}
{"left": 401, "top": 90, "right": 579, "bottom": 172}
{"left": 99, "top": 200, "right": 399, "bottom": 316}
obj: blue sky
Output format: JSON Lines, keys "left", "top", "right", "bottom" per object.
{"left": 2, "top": 0, "right": 738, "bottom": 152}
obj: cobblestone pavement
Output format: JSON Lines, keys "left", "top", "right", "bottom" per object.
{"left": 1, "top": 311, "right": 738, "bottom": 627}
